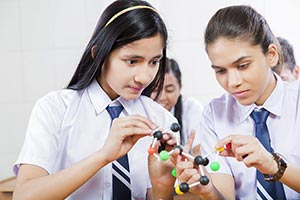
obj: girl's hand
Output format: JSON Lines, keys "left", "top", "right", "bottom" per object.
{"left": 173, "top": 131, "right": 214, "bottom": 195}
{"left": 216, "top": 135, "right": 277, "bottom": 175}
{"left": 101, "top": 115, "right": 157, "bottom": 162}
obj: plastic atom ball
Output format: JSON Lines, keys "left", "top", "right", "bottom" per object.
{"left": 216, "top": 146, "right": 225, "bottom": 152}
{"left": 200, "top": 175, "right": 209, "bottom": 185}
{"left": 194, "top": 155, "right": 209, "bottom": 166}
{"left": 225, "top": 143, "right": 232, "bottom": 150}
{"left": 174, "top": 145, "right": 183, "bottom": 155}
{"left": 148, "top": 147, "right": 155, "bottom": 155}
{"left": 210, "top": 161, "right": 220, "bottom": 171}
{"left": 179, "top": 182, "right": 189, "bottom": 193}
{"left": 153, "top": 130, "right": 163, "bottom": 140}
{"left": 171, "top": 168, "right": 177, "bottom": 177}
{"left": 170, "top": 123, "right": 180, "bottom": 132}
{"left": 175, "top": 185, "right": 184, "bottom": 195}
{"left": 159, "top": 150, "right": 169, "bottom": 161}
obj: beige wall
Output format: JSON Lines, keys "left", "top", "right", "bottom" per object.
{"left": 1, "top": 0, "right": 300, "bottom": 180}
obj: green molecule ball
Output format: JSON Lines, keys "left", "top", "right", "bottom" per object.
{"left": 171, "top": 168, "right": 177, "bottom": 177}
{"left": 159, "top": 150, "right": 169, "bottom": 161}
{"left": 210, "top": 161, "right": 220, "bottom": 171}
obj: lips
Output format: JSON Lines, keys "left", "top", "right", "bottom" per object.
{"left": 129, "top": 86, "right": 144, "bottom": 93}
{"left": 232, "top": 90, "right": 249, "bottom": 99}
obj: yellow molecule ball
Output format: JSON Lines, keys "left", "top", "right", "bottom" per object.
{"left": 175, "top": 185, "right": 184, "bottom": 195}
{"left": 215, "top": 146, "right": 224, "bottom": 152}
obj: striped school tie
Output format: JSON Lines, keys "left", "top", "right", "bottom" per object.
{"left": 250, "top": 108, "right": 286, "bottom": 200}
{"left": 106, "top": 105, "right": 131, "bottom": 200}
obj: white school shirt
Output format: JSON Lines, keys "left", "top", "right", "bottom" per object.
{"left": 170, "top": 96, "right": 204, "bottom": 147}
{"left": 200, "top": 75, "right": 300, "bottom": 200}
{"left": 13, "top": 79, "right": 177, "bottom": 200}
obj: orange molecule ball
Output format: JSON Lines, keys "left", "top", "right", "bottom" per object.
{"left": 148, "top": 147, "right": 155, "bottom": 155}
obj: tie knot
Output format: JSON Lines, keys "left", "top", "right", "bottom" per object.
{"left": 106, "top": 105, "right": 124, "bottom": 120}
{"left": 250, "top": 108, "right": 270, "bottom": 124}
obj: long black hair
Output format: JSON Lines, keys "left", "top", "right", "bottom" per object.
{"left": 67, "top": 0, "right": 168, "bottom": 98}
{"left": 204, "top": 5, "right": 283, "bottom": 73}
{"left": 165, "top": 58, "right": 183, "bottom": 140}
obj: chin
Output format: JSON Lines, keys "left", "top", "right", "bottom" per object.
{"left": 122, "top": 93, "right": 140, "bottom": 100}
{"left": 235, "top": 98, "right": 253, "bottom": 106}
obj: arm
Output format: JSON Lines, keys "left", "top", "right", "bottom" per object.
{"left": 216, "top": 134, "right": 300, "bottom": 192}
{"left": 13, "top": 151, "right": 110, "bottom": 200}
{"left": 281, "top": 163, "right": 300, "bottom": 192}
{"left": 13, "top": 115, "right": 155, "bottom": 200}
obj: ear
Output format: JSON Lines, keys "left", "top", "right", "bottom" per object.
{"left": 267, "top": 44, "right": 279, "bottom": 68}
{"left": 293, "top": 65, "right": 299, "bottom": 79}
{"left": 91, "top": 45, "right": 97, "bottom": 59}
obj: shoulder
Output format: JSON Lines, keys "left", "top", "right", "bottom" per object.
{"left": 36, "top": 89, "right": 82, "bottom": 109}
{"left": 181, "top": 96, "right": 204, "bottom": 112}
{"left": 203, "top": 93, "right": 238, "bottom": 118}
{"left": 138, "top": 95, "right": 171, "bottom": 113}
{"left": 138, "top": 95, "right": 177, "bottom": 125}
{"left": 33, "top": 89, "right": 85, "bottom": 118}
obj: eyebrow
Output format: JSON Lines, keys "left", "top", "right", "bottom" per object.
{"left": 124, "top": 54, "right": 162, "bottom": 59}
{"left": 211, "top": 56, "right": 252, "bottom": 69}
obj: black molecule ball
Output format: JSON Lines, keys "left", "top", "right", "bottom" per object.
{"left": 179, "top": 182, "right": 189, "bottom": 193}
{"left": 200, "top": 175, "right": 209, "bottom": 185}
{"left": 170, "top": 123, "right": 180, "bottom": 132}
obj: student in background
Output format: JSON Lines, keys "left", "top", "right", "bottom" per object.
{"left": 175, "top": 5, "right": 300, "bottom": 199}
{"left": 151, "top": 58, "right": 203, "bottom": 153}
{"left": 276, "top": 37, "right": 299, "bottom": 81}
{"left": 12, "top": 0, "right": 178, "bottom": 199}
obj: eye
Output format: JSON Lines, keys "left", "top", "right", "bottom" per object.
{"left": 165, "top": 86, "right": 176, "bottom": 93}
{"left": 215, "top": 68, "right": 226, "bottom": 74}
{"left": 166, "top": 89, "right": 175, "bottom": 93}
{"left": 150, "top": 60, "right": 160, "bottom": 66}
{"left": 238, "top": 63, "right": 250, "bottom": 69}
{"left": 126, "top": 59, "right": 137, "bottom": 65}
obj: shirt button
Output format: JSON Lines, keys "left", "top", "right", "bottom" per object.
{"left": 105, "top": 182, "right": 111, "bottom": 188}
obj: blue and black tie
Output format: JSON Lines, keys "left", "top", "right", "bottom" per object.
{"left": 106, "top": 105, "right": 131, "bottom": 200}
{"left": 250, "top": 108, "right": 286, "bottom": 200}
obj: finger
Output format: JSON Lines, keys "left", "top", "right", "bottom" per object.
{"left": 169, "top": 146, "right": 181, "bottom": 165}
{"left": 178, "top": 168, "right": 198, "bottom": 183}
{"left": 176, "top": 160, "right": 194, "bottom": 177}
{"left": 160, "top": 133, "right": 177, "bottom": 148}
{"left": 120, "top": 115, "right": 158, "bottom": 130}
{"left": 122, "top": 127, "right": 153, "bottom": 137}
{"left": 215, "top": 135, "right": 236, "bottom": 149}
{"left": 131, "top": 134, "right": 149, "bottom": 145}
{"left": 218, "top": 149, "right": 235, "bottom": 157}
{"left": 183, "top": 130, "right": 195, "bottom": 153}
{"left": 192, "top": 144, "right": 200, "bottom": 156}
{"left": 234, "top": 143, "right": 253, "bottom": 161}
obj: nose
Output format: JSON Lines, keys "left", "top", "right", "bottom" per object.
{"left": 134, "top": 64, "right": 155, "bottom": 85}
{"left": 157, "top": 88, "right": 167, "bottom": 103}
{"left": 158, "top": 89, "right": 167, "bottom": 101}
{"left": 227, "top": 70, "right": 243, "bottom": 88}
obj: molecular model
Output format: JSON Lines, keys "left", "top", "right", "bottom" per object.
{"left": 148, "top": 122, "right": 230, "bottom": 195}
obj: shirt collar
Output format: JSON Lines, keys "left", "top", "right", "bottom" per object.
{"left": 237, "top": 72, "right": 284, "bottom": 122}
{"left": 87, "top": 79, "right": 136, "bottom": 115}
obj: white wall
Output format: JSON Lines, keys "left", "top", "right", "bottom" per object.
{"left": 1, "top": 0, "right": 300, "bottom": 180}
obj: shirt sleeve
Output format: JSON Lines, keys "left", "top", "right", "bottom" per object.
{"left": 199, "top": 103, "right": 232, "bottom": 175}
{"left": 13, "top": 92, "right": 65, "bottom": 175}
